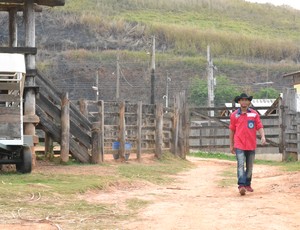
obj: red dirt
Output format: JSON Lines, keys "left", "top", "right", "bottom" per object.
{"left": 1, "top": 156, "right": 299, "bottom": 230}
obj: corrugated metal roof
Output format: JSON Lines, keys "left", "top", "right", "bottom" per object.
{"left": 225, "top": 99, "right": 277, "bottom": 115}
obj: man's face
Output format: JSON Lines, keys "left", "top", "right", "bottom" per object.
{"left": 239, "top": 98, "right": 250, "bottom": 108}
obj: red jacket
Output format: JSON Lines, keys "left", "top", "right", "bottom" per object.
{"left": 229, "top": 108, "right": 263, "bottom": 150}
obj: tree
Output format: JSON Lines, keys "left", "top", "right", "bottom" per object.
{"left": 189, "top": 75, "right": 241, "bottom": 106}
{"left": 254, "top": 87, "right": 280, "bottom": 99}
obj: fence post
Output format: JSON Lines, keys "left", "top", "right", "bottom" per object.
{"left": 79, "top": 99, "right": 88, "bottom": 117}
{"left": 278, "top": 96, "right": 284, "bottom": 154}
{"left": 172, "top": 95, "right": 179, "bottom": 156}
{"left": 137, "top": 101, "right": 142, "bottom": 161}
{"left": 60, "top": 92, "right": 70, "bottom": 163}
{"left": 182, "top": 91, "right": 189, "bottom": 158}
{"left": 119, "top": 101, "right": 126, "bottom": 160}
{"left": 91, "top": 122, "right": 101, "bottom": 163}
{"left": 155, "top": 103, "right": 163, "bottom": 159}
{"left": 44, "top": 133, "right": 53, "bottom": 156}
{"left": 99, "top": 100, "right": 104, "bottom": 162}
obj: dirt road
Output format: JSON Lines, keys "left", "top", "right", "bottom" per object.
{"left": 110, "top": 157, "right": 300, "bottom": 230}
{"left": 1, "top": 157, "right": 299, "bottom": 230}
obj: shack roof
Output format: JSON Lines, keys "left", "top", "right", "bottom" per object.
{"left": 225, "top": 98, "right": 276, "bottom": 115}
{"left": 283, "top": 70, "right": 300, "bottom": 85}
{"left": 0, "top": 0, "right": 65, "bottom": 11}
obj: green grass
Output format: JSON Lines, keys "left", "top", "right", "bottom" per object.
{"left": 189, "top": 151, "right": 300, "bottom": 172}
{"left": 0, "top": 152, "right": 192, "bottom": 229}
{"left": 58, "top": 0, "right": 300, "bottom": 62}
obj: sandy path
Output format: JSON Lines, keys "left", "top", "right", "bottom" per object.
{"left": 1, "top": 157, "right": 299, "bottom": 230}
{"left": 114, "top": 157, "right": 300, "bottom": 230}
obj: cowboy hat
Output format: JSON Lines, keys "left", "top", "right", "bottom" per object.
{"left": 234, "top": 93, "right": 253, "bottom": 103}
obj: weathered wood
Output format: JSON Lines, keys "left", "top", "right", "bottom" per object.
{"left": 0, "top": 47, "right": 37, "bottom": 54}
{"left": 45, "top": 133, "right": 53, "bottom": 155}
{"left": 79, "top": 99, "right": 88, "bottom": 117}
{"left": 118, "top": 101, "right": 126, "bottom": 160}
{"left": 172, "top": 95, "right": 179, "bottom": 156}
{"left": 0, "top": 0, "right": 65, "bottom": 7}
{"left": 60, "top": 92, "right": 70, "bottom": 163}
{"left": 99, "top": 100, "right": 104, "bottom": 162}
{"left": 9, "top": 8, "right": 17, "bottom": 47}
{"left": 0, "top": 83, "right": 19, "bottom": 90}
{"left": 24, "top": 0, "right": 36, "bottom": 167}
{"left": 0, "top": 94, "right": 20, "bottom": 102}
{"left": 91, "top": 122, "right": 101, "bottom": 164}
{"left": 155, "top": 103, "right": 163, "bottom": 159}
{"left": 23, "top": 114, "right": 40, "bottom": 123}
{"left": 37, "top": 105, "right": 90, "bottom": 163}
{"left": 136, "top": 101, "right": 142, "bottom": 160}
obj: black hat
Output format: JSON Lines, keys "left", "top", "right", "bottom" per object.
{"left": 234, "top": 93, "right": 253, "bottom": 103}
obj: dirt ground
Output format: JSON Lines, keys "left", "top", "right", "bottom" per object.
{"left": 1, "top": 156, "right": 299, "bottom": 230}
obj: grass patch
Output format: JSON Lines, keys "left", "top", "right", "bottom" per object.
{"left": 189, "top": 151, "right": 300, "bottom": 172}
{"left": 126, "top": 198, "right": 152, "bottom": 212}
{"left": 118, "top": 152, "right": 193, "bottom": 184}
{"left": 0, "top": 152, "right": 192, "bottom": 229}
{"left": 218, "top": 168, "right": 236, "bottom": 187}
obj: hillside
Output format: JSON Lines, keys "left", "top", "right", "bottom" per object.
{"left": 1, "top": 0, "right": 300, "bottom": 104}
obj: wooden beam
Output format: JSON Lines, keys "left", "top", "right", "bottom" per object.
{"left": 0, "top": 3, "right": 42, "bottom": 11}
{"left": 0, "top": 0, "right": 65, "bottom": 7}
{"left": 0, "top": 47, "right": 37, "bottom": 54}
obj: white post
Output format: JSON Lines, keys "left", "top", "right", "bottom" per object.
{"left": 207, "top": 45, "right": 215, "bottom": 116}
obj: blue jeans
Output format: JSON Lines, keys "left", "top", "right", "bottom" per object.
{"left": 235, "top": 148, "right": 255, "bottom": 186}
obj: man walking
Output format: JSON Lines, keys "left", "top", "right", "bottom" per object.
{"left": 229, "top": 93, "right": 266, "bottom": 195}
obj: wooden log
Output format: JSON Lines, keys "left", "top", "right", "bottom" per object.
{"left": 24, "top": 0, "right": 37, "bottom": 167}
{"left": 45, "top": 132, "right": 54, "bottom": 155}
{"left": 91, "top": 122, "right": 101, "bottom": 164}
{"left": 136, "top": 101, "right": 142, "bottom": 161}
{"left": 79, "top": 99, "right": 88, "bottom": 117}
{"left": 182, "top": 91, "right": 189, "bottom": 158}
{"left": 9, "top": 9, "right": 17, "bottom": 47}
{"left": 98, "top": 100, "right": 104, "bottom": 162}
{"left": 60, "top": 92, "right": 70, "bottom": 163}
{"left": 118, "top": 101, "right": 126, "bottom": 160}
{"left": 155, "top": 103, "right": 163, "bottom": 159}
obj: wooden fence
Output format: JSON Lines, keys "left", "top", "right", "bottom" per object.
{"left": 74, "top": 91, "right": 189, "bottom": 162}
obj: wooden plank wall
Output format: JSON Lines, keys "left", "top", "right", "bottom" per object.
{"left": 189, "top": 106, "right": 281, "bottom": 154}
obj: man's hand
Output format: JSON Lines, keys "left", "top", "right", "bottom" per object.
{"left": 261, "top": 136, "right": 266, "bottom": 145}
{"left": 230, "top": 146, "right": 235, "bottom": 155}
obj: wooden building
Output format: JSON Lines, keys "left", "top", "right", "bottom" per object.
{"left": 0, "top": 0, "right": 65, "bottom": 166}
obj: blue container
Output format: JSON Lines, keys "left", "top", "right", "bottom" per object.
{"left": 112, "top": 142, "right": 132, "bottom": 161}
{"left": 112, "top": 142, "right": 132, "bottom": 150}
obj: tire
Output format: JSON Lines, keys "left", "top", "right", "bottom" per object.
{"left": 16, "top": 147, "right": 32, "bottom": 174}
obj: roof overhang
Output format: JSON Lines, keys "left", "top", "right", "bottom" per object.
{"left": 0, "top": 0, "right": 65, "bottom": 11}
{"left": 283, "top": 71, "right": 300, "bottom": 85}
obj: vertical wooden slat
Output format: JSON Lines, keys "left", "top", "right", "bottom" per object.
{"left": 136, "top": 101, "right": 142, "bottom": 161}
{"left": 44, "top": 133, "right": 53, "bottom": 155}
{"left": 60, "top": 92, "right": 70, "bottom": 163}
{"left": 79, "top": 99, "right": 88, "bottom": 117}
{"left": 172, "top": 95, "right": 179, "bottom": 156}
{"left": 9, "top": 9, "right": 17, "bottom": 47}
{"left": 99, "top": 100, "right": 104, "bottom": 162}
{"left": 91, "top": 122, "right": 101, "bottom": 163}
{"left": 119, "top": 101, "right": 126, "bottom": 160}
{"left": 155, "top": 103, "right": 163, "bottom": 159}
{"left": 24, "top": 0, "right": 37, "bottom": 167}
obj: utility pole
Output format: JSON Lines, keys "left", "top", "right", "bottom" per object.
{"left": 92, "top": 70, "right": 99, "bottom": 101}
{"left": 116, "top": 51, "right": 120, "bottom": 101}
{"left": 96, "top": 70, "right": 99, "bottom": 101}
{"left": 150, "top": 35, "right": 156, "bottom": 104}
{"left": 207, "top": 45, "right": 215, "bottom": 116}
{"left": 163, "top": 73, "right": 171, "bottom": 110}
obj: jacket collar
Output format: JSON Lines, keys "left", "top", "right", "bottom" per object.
{"left": 237, "top": 107, "right": 251, "bottom": 114}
